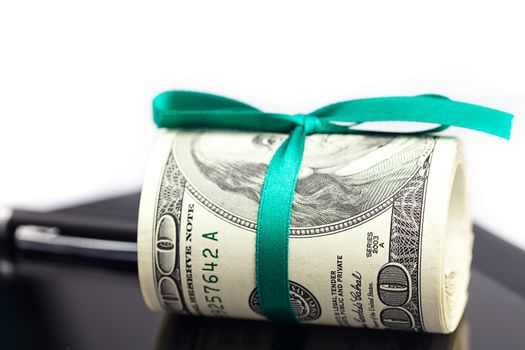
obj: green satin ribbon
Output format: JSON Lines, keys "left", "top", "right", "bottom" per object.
{"left": 153, "top": 90, "right": 513, "bottom": 323}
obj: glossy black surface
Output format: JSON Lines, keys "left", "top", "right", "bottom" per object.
{"left": 1, "top": 193, "right": 524, "bottom": 349}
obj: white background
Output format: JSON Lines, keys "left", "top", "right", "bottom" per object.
{"left": 1, "top": 1, "right": 523, "bottom": 249}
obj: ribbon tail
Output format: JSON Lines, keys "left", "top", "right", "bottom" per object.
{"left": 313, "top": 96, "right": 513, "bottom": 139}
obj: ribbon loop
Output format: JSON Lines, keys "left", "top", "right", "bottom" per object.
{"left": 152, "top": 91, "right": 513, "bottom": 324}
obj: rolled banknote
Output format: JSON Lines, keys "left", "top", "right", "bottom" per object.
{"left": 138, "top": 130, "right": 473, "bottom": 333}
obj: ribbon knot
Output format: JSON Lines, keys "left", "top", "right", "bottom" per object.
{"left": 295, "top": 114, "right": 323, "bottom": 135}
{"left": 152, "top": 90, "right": 513, "bottom": 324}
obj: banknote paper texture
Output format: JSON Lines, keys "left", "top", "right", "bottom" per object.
{"left": 138, "top": 131, "right": 472, "bottom": 333}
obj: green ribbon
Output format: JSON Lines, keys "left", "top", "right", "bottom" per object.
{"left": 153, "top": 90, "right": 513, "bottom": 323}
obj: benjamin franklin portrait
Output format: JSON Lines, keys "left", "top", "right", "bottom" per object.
{"left": 172, "top": 131, "right": 434, "bottom": 228}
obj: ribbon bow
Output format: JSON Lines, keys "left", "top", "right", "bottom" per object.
{"left": 153, "top": 90, "right": 513, "bottom": 323}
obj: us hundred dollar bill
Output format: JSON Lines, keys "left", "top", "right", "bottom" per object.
{"left": 138, "top": 131, "right": 473, "bottom": 334}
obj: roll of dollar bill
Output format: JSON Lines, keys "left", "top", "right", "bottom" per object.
{"left": 138, "top": 130, "right": 473, "bottom": 333}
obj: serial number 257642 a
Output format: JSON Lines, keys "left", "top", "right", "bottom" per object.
{"left": 201, "top": 231, "right": 226, "bottom": 316}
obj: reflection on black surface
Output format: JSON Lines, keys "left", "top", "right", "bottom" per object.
{"left": 0, "top": 249, "right": 59, "bottom": 349}
{"left": 0, "top": 248, "right": 161, "bottom": 350}
{"left": 0, "top": 276, "right": 61, "bottom": 349}
{"left": 155, "top": 315, "right": 470, "bottom": 350}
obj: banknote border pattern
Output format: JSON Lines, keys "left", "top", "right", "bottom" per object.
{"left": 385, "top": 145, "right": 434, "bottom": 332}
{"left": 186, "top": 182, "right": 395, "bottom": 237}
{"left": 154, "top": 152, "right": 190, "bottom": 313}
